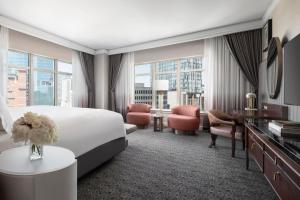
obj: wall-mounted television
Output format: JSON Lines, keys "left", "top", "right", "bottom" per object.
{"left": 284, "top": 33, "right": 300, "bottom": 105}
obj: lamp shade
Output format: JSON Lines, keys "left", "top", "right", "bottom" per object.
{"left": 155, "top": 80, "right": 169, "bottom": 91}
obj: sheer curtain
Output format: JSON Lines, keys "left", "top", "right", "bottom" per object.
{"left": 72, "top": 50, "right": 88, "bottom": 107}
{"left": 0, "top": 26, "right": 9, "bottom": 99}
{"left": 204, "top": 36, "right": 253, "bottom": 113}
{"left": 115, "top": 52, "right": 134, "bottom": 118}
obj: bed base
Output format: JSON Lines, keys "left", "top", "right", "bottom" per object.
{"left": 77, "top": 137, "right": 127, "bottom": 178}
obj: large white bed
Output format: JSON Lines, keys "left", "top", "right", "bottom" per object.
{"left": 0, "top": 104, "right": 127, "bottom": 177}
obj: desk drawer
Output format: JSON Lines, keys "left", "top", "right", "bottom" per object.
{"left": 264, "top": 152, "right": 300, "bottom": 200}
{"left": 248, "top": 133, "right": 263, "bottom": 171}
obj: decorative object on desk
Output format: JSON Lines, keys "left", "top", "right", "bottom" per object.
{"left": 245, "top": 92, "right": 257, "bottom": 110}
{"left": 267, "top": 37, "right": 283, "bottom": 99}
{"left": 268, "top": 120, "right": 300, "bottom": 138}
{"left": 262, "top": 19, "right": 272, "bottom": 52}
{"left": 155, "top": 80, "right": 169, "bottom": 116}
{"left": 12, "top": 112, "right": 58, "bottom": 160}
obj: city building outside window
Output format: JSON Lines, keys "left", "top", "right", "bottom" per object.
{"left": 7, "top": 50, "right": 30, "bottom": 107}
{"left": 7, "top": 50, "right": 72, "bottom": 107}
{"left": 134, "top": 56, "right": 204, "bottom": 110}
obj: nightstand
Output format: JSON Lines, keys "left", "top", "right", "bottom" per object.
{"left": 0, "top": 146, "right": 77, "bottom": 200}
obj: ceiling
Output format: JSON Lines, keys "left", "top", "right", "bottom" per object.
{"left": 0, "top": 0, "right": 273, "bottom": 50}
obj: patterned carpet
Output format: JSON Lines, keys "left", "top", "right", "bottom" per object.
{"left": 78, "top": 128, "right": 277, "bottom": 200}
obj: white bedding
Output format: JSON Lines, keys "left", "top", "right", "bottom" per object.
{"left": 2, "top": 106, "right": 126, "bottom": 157}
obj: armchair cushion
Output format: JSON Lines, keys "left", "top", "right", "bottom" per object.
{"left": 126, "top": 112, "right": 150, "bottom": 126}
{"left": 210, "top": 125, "right": 243, "bottom": 139}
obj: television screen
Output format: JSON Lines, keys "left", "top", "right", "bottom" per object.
{"left": 284, "top": 34, "right": 300, "bottom": 105}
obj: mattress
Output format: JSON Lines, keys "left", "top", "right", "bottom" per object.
{"left": 3, "top": 106, "right": 126, "bottom": 157}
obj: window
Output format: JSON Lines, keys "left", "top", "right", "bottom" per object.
{"left": 7, "top": 50, "right": 72, "bottom": 107}
{"left": 57, "top": 61, "right": 72, "bottom": 107}
{"left": 134, "top": 64, "right": 153, "bottom": 105}
{"left": 134, "top": 56, "right": 204, "bottom": 110}
{"left": 7, "top": 51, "right": 30, "bottom": 107}
{"left": 32, "top": 55, "right": 55, "bottom": 105}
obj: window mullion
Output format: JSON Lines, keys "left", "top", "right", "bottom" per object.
{"left": 54, "top": 60, "right": 58, "bottom": 106}
{"left": 30, "top": 53, "right": 34, "bottom": 106}
{"left": 177, "top": 59, "right": 181, "bottom": 105}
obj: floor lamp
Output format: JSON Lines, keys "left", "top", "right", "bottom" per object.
{"left": 155, "top": 80, "right": 169, "bottom": 116}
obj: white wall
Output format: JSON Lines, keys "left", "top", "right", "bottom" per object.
{"left": 134, "top": 40, "right": 204, "bottom": 64}
{"left": 9, "top": 29, "right": 72, "bottom": 62}
{"left": 259, "top": 0, "right": 300, "bottom": 121}
{"left": 94, "top": 53, "right": 109, "bottom": 109}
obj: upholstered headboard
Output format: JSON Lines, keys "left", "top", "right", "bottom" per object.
{"left": 261, "top": 103, "right": 288, "bottom": 120}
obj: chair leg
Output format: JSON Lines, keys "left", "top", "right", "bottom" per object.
{"left": 209, "top": 134, "right": 217, "bottom": 148}
{"left": 232, "top": 133, "right": 236, "bottom": 157}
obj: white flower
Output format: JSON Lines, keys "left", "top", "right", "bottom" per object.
{"left": 12, "top": 112, "right": 58, "bottom": 145}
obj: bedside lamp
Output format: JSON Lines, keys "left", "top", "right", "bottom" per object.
{"left": 155, "top": 80, "right": 169, "bottom": 115}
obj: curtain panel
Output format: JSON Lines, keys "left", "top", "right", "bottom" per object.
{"left": 108, "top": 54, "right": 123, "bottom": 111}
{"left": 204, "top": 37, "right": 252, "bottom": 113}
{"left": 79, "top": 52, "right": 95, "bottom": 108}
{"left": 72, "top": 50, "right": 88, "bottom": 107}
{"left": 0, "top": 26, "right": 9, "bottom": 99}
{"left": 115, "top": 52, "right": 135, "bottom": 118}
{"left": 225, "top": 29, "right": 262, "bottom": 91}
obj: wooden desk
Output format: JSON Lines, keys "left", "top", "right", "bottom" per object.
{"left": 232, "top": 103, "right": 288, "bottom": 121}
{"left": 245, "top": 120, "right": 300, "bottom": 200}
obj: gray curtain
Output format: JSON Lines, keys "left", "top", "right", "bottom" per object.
{"left": 79, "top": 52, "right": 95, "bottom": 108}
{"left": 108, "top": 54, "right": 123, "bottom": 111}
{"left": 225, "top": 29, "right": 262, "bottom": 91}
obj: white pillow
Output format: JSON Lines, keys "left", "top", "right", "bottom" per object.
{"left": 0, "top": 96, "right": 13, "bottom": 134}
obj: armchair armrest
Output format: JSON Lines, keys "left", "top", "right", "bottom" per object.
{"left": 208, "top": 112, "right": 235, "bottom": 126}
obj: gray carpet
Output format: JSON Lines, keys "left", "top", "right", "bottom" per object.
{"left": 78, "top": 128, "right": 277, "bottom": 200}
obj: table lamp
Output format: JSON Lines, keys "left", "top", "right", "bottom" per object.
{"left": 245, "top": 93, "right": 257, "bottom": 111}
{"left": 155, "top": 80, "right": 169, "bottom": 116}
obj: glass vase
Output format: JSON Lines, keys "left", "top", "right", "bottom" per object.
{"left": 30, "top": 144, "right": 44, "bottom": 160}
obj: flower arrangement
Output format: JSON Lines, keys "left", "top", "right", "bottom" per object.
{"left": 11, "top": 112, "right": 58, "bottom": 160}
{"left": 12, "top": 112, "right": 58, "bottom": 144}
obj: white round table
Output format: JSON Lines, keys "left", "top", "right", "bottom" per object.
{"left": 0, "top": 146, "right": 77, "bottom": 200}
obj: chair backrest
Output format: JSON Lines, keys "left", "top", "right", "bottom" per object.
{"left": 127, "top": 103, "right": 151, "bottom": 113}
{"left": 171, "top": 105, "right": 200, "bottom": 117}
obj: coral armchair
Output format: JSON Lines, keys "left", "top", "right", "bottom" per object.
{"left": 168, "top": 105, "right": 200, "bottom": 133}
{"left": 126, "top": 103, "right": 151, "bottom": 128}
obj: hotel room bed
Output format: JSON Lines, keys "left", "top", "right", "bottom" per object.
{"left": 0, "top": 105, "right": 127, "bottom": 178}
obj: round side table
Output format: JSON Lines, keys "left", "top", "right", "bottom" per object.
{"left": 153, "top": 115, "right": 164, "bottom": 132}
{"left": 0, "top": 146, "right": 77, "bottom": 200}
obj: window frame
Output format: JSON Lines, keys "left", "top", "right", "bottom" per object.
{"left": 7, "top": 49, "right": 72, "bottom": 107}
{"left": 134, "top": 55, "right": 204, "bottom": 109}
{"left": 7, "top": 49, "right": 30, "bottom": 106}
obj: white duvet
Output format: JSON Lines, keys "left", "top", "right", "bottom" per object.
{"left": 2, "top": 106, "right": 126, "bottom": 157}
